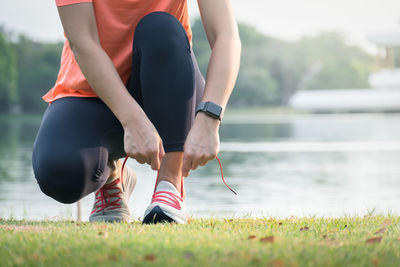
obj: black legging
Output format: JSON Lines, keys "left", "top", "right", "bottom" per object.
{"left": 32, "top": 12, "right": 205, "bottom": 204}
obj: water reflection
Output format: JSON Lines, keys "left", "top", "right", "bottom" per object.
{"left": 0, "top": 116, "right": 41, "bottom": 183}
{"left": 220, "top": 123, "right": 292, "bottom": 141}
{"left": 1, "top": 114, "right": 400, "bottom": 220}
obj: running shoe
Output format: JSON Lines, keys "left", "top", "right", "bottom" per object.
{"left": 89, "top": 160, "right": 136, "bottom": 222}
{"left": 143, "top": 180, "right": 188, "bottom": 224}
{"left": 142, "top": 156, "right": 236, "bottom": 225}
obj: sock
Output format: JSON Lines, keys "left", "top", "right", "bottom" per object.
{"left": 156, "top": 180, "right": 180, "bottom": 195}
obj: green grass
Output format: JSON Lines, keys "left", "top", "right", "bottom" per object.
{"left": 1, "top": 216, "right": 400, "bottom": 267}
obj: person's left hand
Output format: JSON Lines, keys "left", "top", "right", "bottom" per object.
{"left": 182, "top": 112, "right": 220, "bottom": 177}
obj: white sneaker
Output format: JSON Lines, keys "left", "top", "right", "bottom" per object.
{"left": 89, "top": 160, "right": 136, "bottom": 223}
{"left": 142, "top": 180, "right": 188, "bottom": 224}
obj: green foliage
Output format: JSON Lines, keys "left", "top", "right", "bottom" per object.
{"left": 297, "top": 33, "right": 375, "bottom": 90}
{"left": 0, "top": 29, "right": 18, "bottom": 112}
{"left": 0, "top": 21, "right": 376, "bottom": 113}
{"left": 192, "top": 19, "right": 375, "bottom": 107}
{"left": 14, "top": 36, "right": 63, "bottom": 112}
{"left": 0, "top": 217, "right": 399, "bottom": 266}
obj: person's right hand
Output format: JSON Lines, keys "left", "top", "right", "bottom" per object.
{"left": 122, "top": 116, "right": 165, "bottom": 171}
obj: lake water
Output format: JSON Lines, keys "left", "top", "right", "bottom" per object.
{"left": 1, "top": 112, "right": 400, "bottom": 221}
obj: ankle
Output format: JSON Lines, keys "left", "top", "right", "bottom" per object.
{"left": 156, "top": 175, "right": 182, "bottom": 195}
{"left": 106, "top": 160, "right": 119, "bottom": 184}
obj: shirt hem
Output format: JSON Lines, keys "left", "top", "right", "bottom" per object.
{"left": 56, "top": 0, "right": 93, "bottom": 7}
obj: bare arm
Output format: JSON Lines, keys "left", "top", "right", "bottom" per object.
{"left": 182, "top": 0, "right": 241, "bottom": 176}
{"left": 197, "top": 0, "right": 241, "bottom": 110}
{"left": 57, "top": 3, "right": 164, "bottom": 170}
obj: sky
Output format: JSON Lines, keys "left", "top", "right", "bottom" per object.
{"left": 0, "top": 0, "right": 399, "bottom": 53}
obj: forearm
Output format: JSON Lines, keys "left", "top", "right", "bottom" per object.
{"left": 71, "top": 42, "right": 145, "bottom": 126}
{"left": 201, "top": 34, "right": 241, "bottom": 114}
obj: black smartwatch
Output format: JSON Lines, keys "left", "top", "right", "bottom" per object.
{"left": 195, "top": 101, "right": 223, "bottom": 121}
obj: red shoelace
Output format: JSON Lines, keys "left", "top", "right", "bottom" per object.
{"left": 120, "top": 155, "right": 237, "bottom": 210}
{"left": 93, "top": 155, "right": 236, "bottom": 214}
{"left": 91, "top": 178, "right": 123, "bottom": 214}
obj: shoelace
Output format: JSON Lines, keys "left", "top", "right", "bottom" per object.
{"left": 151, "top": 189, "right": 184, "bottom": 210}
{"left": 120, "top": 155, "right": 237, "bottom": 209}
{"left": 91, "top": 178, "right": 123, "bottom": 214}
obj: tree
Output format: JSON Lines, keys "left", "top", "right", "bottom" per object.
{"left": 191, "top": 18, "right": 375, "bottom": 107}
{"left": 0, "top": 29, "right": 18, "bottom": 112}
{"left": 14, "top": 35, "right": 63, "bottom": 113}
{"left": 0, "top": 20, "right": 378, "bottom": 113}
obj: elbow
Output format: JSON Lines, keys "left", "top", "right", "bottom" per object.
{"left": 68, "top": 37, "right": 97, "bottom": 59}
{"left": 233, "top": 34, "right": 241, "bottom": 53}
{"left": 68, "top": 38, "right": 83, "bottom": 58}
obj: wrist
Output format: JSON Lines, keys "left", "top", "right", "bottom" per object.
{"left": 195, "top": 101, "right": 224, "bottom": 121}
{"left": 116, "top": 102, "right": 145, "bottom": 128}
{"left": 195, "top": 112, "right": 220, "bottom": 131}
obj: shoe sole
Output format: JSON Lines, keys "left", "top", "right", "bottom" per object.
{"left": 142, "top": 206, "right": 175, "bottom": 224}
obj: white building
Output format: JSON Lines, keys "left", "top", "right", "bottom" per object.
{"left": 289, "top": 31, "right": 400, "bottom": 112}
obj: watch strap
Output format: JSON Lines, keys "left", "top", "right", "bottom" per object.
{"left": 195, "top": 101, "right": 222, "bottom": 121}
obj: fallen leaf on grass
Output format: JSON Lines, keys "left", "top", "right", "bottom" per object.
{"left": 109, "top": 255, "right": 117, "bottom": 261}
{"left": 183, "top": 251, "right": 194, "bottom": 260}
{"left": 372, "top": 258, "right": 379, "bottom": 266}
{"left": 374, "top": 227, "right": 387, "bottom": 235}
{"left": 382, "top": 219, "right": 392, "bottom": 227}
{"left": 98, "top": 231, "right": 108, "bottom": 238}
{"left": 14, "top": 257, "right": 24, "bottom": 265}
{"left": 300, "top": 226, "right": 309, "bottom": 231}
{"left": 31, "top": 253, "right": 46, "bottom": 261}
{"left": 0, "top": 225, "right": 46, "bottom": 233}
{"left": 269, "top": 259, "right": 284, "bottom": 267}
{"left": 260, "top": 236, "right": 275, "bottom": 244}
{"left": 248, "top": 235, "right": 257, "bottom": 240}
{"left": 323, "top": 239, "right": 344, "bottom": 247}
{"left": 366, "top": 237, "right": 382, "bottom": 244}
{"left": 144, "top": 254, "right": 156, "bottom": 261}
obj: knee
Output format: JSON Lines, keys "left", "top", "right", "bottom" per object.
{"left": 134, "top": 11, "right": 190, "bottom": 53}
{"left": 32, "top": 151, "right": 85, "bottom": 204}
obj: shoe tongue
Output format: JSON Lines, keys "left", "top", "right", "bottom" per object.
{"left": 156, "top": 181, "right": 179, "bottom": 195}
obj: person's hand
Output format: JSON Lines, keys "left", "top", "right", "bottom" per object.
{"left": 122, "top": 115, "right": 165, "bottom": 170}
{"left": 182, "top": 112, "right": 220, "bottom": 177}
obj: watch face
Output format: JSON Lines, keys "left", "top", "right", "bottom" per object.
{"left": 206, "top": 102, "right": 222, "bottom": 117}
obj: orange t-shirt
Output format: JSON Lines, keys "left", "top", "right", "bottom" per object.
{"left": 43, "top": 0, "right": 192, "bottom": 103}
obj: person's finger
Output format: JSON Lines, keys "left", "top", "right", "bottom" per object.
{"left": 128, "top": 150, "right": 147, "bottom": 165}
{"left": 199, "top": 160, "right": 208, "bottom": 166}
{"left": 135, "top": 155, "right": 146, "bottom": 164}
{"left": 150, "top": 148, "right": 160, "bottom": 171}
{"left": 194, "top": 153, "right": 210, "bottom": 168}
{"left": 159, "top": 141, "right": 165, "bottom": 162}
{"left": 182, "top": 152, "right": 192, "bottom": 177}
{"left": 191, "top": 157, "right": 201, "bottom": 171}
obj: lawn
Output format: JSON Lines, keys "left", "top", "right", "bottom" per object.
{"left": 1, "top": 216, "right": 399, "bottom": 267}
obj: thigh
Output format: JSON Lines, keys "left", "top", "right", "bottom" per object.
{"left": 32, "top": 97, "right": 125, "bottom": 202}
{"left": 126, "top": 12, "right": 205, "bottom": 152}
{"left": 33, "top": 97, "right": 124, "bottom": 158}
